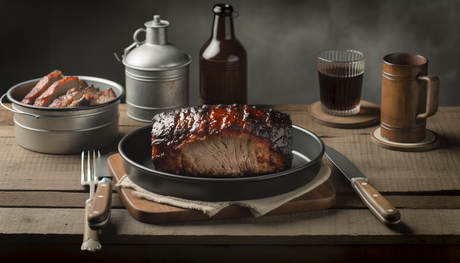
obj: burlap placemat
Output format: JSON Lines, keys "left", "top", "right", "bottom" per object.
{"left": 116, "top": 165, "right": 330, "bottom": 217}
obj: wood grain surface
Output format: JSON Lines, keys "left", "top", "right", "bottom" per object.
{"left": 1, "top": 103, "right": 460, "bottom": 262}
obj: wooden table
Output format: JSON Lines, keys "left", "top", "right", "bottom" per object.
{"left": 1, "top": 103, "right": 459, "bottom": 262}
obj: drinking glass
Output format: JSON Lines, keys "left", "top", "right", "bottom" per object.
{"left": 317, "top": 49, "right": 365, "bottom": 116}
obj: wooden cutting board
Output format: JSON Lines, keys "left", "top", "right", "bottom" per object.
{"left": 107, "top": 154, "right": 336, "bottom": 224}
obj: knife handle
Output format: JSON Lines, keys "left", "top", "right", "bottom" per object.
{"left": 82, "top": 200, "right": 101, "bottom": 252}
{"left": 88, "top": 179, "right": 112, "bottom": 230}
{"left": 352, "top": 179, "right": 401, "bottom": 226}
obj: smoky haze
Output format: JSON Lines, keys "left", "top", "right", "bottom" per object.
{"left": 1, "top": 0, "right": 458, "bottom": 106}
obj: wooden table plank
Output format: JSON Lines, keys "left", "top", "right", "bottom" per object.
{"left": 0, "top": 208, "right": 459, "bottom": 245}
{"left": 0, "top": 192, "right": 125, "bottom": 208}
{"left": 0, "top": 139, "right": 83, "bottom": 191}
{"left": 0, "top": 191, "right": 458, "bottom": 210}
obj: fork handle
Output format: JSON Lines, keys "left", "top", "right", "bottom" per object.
{"left": 88, "top": 178, "right": 112, "bottom": 230}
{"left": 82, "top": 200, "right": 101, "bottom": 251}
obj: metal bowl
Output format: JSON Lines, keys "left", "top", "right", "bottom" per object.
{"left": 118, "top": 124, "right": 325, "bottom": 201}
{"left": 1, "top": 76, "right": 125, "bottom": 154}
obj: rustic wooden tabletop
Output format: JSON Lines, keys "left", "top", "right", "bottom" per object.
{"left": 0, "top": 103, "right": 459, "bottom": 262}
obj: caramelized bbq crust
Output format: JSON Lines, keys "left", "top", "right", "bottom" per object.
{"left": 151, "top": 104, "right": 293, "bottom": 177}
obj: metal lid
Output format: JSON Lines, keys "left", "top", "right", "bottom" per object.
{"left": 123, "top": 15, "right": 191, "bottom": 71}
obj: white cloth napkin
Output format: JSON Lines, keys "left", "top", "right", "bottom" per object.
{"left": 116, "top": 165, "right": 331, "bottom": 217}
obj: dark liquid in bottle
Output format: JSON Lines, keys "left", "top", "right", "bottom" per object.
{"left": 318, "top": 71, "right": 363, "bottom": 110}
{"left": 199, "top": 4, "right": 247, "bottom": 105}
{"left": 200, "top": 57, "right": 247, "bottom": 105}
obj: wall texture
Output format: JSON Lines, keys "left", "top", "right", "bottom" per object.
{"left": 1, "top": 0, "right": 459, "bottom": 106}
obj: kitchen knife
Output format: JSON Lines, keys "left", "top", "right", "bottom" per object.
{"left": 88, "top": 152, "right": 117, "bottom": 230}
{"left": 325, "top": 146, "right": 401, "bottom": 226}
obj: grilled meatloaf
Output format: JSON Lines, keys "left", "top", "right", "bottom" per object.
{"left": 151, "top": 104, "right": 293, "bottom": 178}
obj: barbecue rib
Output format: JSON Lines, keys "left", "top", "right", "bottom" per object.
{"left": 21, "top": 70, "right": 64, "bottom": 105}
{"left": 48, "top": 85, "right": 116, "bottom": 108}
{"left": 33, "top": 76, "right": 88, "bottom": 107}
{"left": 69, "top": 87, "right": 117, "bottom": 107}
{"left": 48, "top": 85, "right": 97, "bottom": 108}
{"left": 151, "top": 104, "right": 293, "bottom": 178}
{"left": 21, "top": 71, "right": 118, "bottom": 108}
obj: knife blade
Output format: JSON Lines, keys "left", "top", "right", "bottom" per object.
{"left": 88, "top": 152, "right": 117, "bottom": 230}
{"left": 325, "top": 146, "right": 401, "bottom": 226}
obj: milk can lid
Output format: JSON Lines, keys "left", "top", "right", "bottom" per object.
{"left": 123, "top": 15, "right": 191, "bottom": 71}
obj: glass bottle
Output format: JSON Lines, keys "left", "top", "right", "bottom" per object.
{"left": 199, "top": 3, "right": 247, "bottom": 105}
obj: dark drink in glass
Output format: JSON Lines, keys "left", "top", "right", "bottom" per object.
{"left": 317, "top": 50, "right": 365, "bottom": 116}
{"left": 318, "top": 70, "right": 364, "bottom": 110}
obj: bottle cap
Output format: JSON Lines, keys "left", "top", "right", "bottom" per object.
{"left": 213, "top": 3, "right": 233, "bottom": 14}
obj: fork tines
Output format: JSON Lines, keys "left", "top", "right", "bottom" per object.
{"left": 81, "top": 150, "right": 101, "bottom": 201}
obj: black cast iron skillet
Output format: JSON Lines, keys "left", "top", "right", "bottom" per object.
{"left": 118, "top": 124, "right": 324, "bottom": 201}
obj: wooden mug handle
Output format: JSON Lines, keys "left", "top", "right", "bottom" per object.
{"left": 416, "top": 75, "right": 440, "bottom": 121}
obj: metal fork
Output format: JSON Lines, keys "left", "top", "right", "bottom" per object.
{"left": 80, "top": 150, "right": 102, "bottom": 252}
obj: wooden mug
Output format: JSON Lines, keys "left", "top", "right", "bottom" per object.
{"left": 381, "top": 53, "right": 440, "bottom": 142}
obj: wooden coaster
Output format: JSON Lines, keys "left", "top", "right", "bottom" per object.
{"left": 370, "top": 127, "right": 439, "bottom": 152}
{"left": 309, "top": 100, "right": 380, "bottom": 129}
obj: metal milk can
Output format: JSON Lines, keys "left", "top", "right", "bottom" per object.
{"left": 118, "top": 15, "right": 191, "bottom": 122}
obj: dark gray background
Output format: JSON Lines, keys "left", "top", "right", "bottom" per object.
{"left": 2, "top": 0, "right": 458, "bottom": 106}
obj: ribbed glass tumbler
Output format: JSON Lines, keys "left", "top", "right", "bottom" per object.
{"left": 317, "top": 49, "right": 365, "bottom": 117}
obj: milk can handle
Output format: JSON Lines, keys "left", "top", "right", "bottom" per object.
{"left": 133, "top": 28, "right": 146, "bottom": 45}
{"left": 115, "top": 28, "right": 145, "bottom": 63}
{"left": 0, "top": 93, "right": 41, "bottom": 119}
{"left": 114, "top": 42, "right": 137, "bottom": 62}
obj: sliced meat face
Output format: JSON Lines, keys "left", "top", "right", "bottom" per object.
{"left": 21, "top": 70, "right": 64, "bottom": 105}
{"left": 151, "top": 104, "right": 293, "bottom": 178}
{"left": 49, "top": 85, "right": 101, "bottom": 108}
{"left": 33, "top": 77, "right": 88, "bottom": 107}
{"left": 22, "top": 71, "right": 117, "bottom": 108}
{"left": 48, "top": 87, "right": 82, "bottom": 108}
{"left": 178, "top": 133, "right": 280, "bottom": 177}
